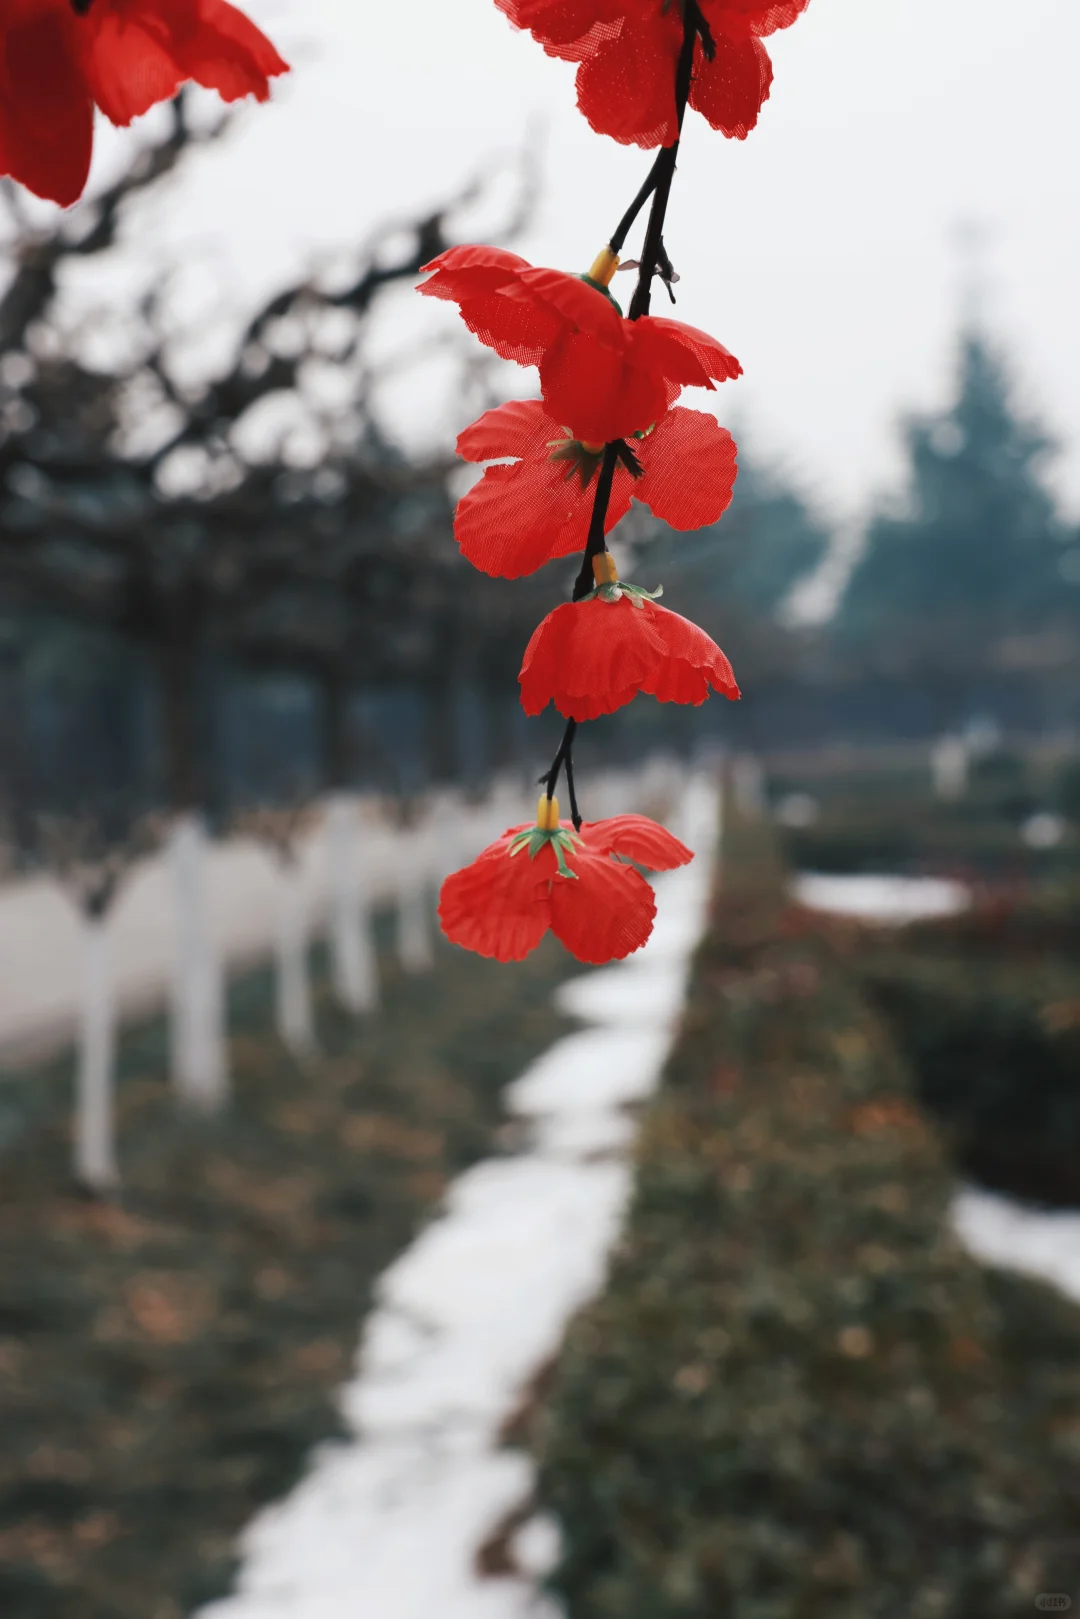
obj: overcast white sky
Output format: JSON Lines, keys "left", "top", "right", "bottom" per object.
{"left": 56, "top": 0, "right": 1080, "bottom": 524}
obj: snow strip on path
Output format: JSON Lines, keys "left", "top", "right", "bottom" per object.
{"left": 196, "top": 776, "right": 720, "bottom": 1619}
{"left": 951, "top": 1188, "right": 1080, "bottom": 1307}
{"left": 795, "top": 871, "right": 1080, "bottom": 1347}
{"left": 792, "top": 871, "right": 970, "bottom": 926}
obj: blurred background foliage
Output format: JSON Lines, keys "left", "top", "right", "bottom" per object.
{"left": 6, "top": 95, "right": 1077, "bottom": 850}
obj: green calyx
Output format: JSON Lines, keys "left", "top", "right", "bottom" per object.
{"left": 588, "top": 580, "right": 665, "bottom": 609}
{"left": 577, "top": 274, "right": 624, "bottom": 316}
{"left": 509, "top": 824, "right": 581, "bottom": 880}
{"left": 548, "top": 437, "right": 605, "bottom": 490}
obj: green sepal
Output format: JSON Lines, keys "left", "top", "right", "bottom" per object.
{"left": 585, "top": 580, "right": 664, "bottom": 607}
{"left": 551, "top": 831, "right": 580, "bottom": 880}
{"left": 547, "top": 437, "right": 604, "bottom": 491}
{"left": 577, "top": 275, "right": 624, "bottom": 316}
{"left": 508, "top": 824, "right": 581, "bottom": 879}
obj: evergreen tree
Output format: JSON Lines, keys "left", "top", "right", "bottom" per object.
{"left": 839, "top": 330, "right": 1069, "bottom": 675}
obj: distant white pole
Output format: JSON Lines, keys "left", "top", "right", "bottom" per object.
{"left": 731, "top": 755, "right": 765, "bottom": 820}
{"left": 275, "top": 855, "right": 316, "bottom": 1058}
{"left": 74, "top": 912, "right": 119, "bottom": 1194}
{"left": 168, "top": 814, "right": 229, "bottom": 1110}
{"left": 325, "top": 795, "right": 379, "bottom": 1014}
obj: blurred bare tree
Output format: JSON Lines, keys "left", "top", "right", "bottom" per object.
{"left": 0, "top": 96, "right": 549, "bottom": 829}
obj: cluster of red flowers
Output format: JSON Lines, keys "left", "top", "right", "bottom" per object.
{"left": 431, "top": 0, "right": 810, "bottom": 966}
{"left": 0, "top": 0, "right": 809, "bottom": 968}
{"left": 440, "top": 796, "right": 693, "bottom": 964}
{"left": 0, "top": 0, "right": 288, "bottom": 208}
{"left": 495, "top": 0, "right": 809, "bottom": 148}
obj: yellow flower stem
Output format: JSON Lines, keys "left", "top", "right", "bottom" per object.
{"left": 586, "top": 247, "right": 620, "bottom": 287}
{"left": 592, "top": 551, "right": 619, "bottom": 587}
{"left": 536, "top": 793, "right": 561, "bottom": 831}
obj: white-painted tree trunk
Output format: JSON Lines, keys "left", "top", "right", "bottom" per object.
{"left": 431, "top": 802, "right": 467, "bottom": 887}
{"left": 325, "top": 795, "right": 379, "bottom": 1014}
{"left": 74, "top": 913, "right": 119, "bottom": 1194}
{"left": 396, "top": 874, "right": 434, "bottom": 974}
{"left": 275, "top": 857, "right": 316, "bottom": 1058}
{"left": 168, "top": 814, "right": 229, "bottom": 1110}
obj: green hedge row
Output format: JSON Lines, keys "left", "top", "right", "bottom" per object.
{"left": 864, "top": 885, "right": 1080, "bottom": 1208}
{"left": 529, "top": 811, "right": 1080, "bottom": 1618}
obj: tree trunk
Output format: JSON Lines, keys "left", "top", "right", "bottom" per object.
{"left": 324, "top": 794, "right": 379, "bottom": 1014}
{"left": 322, "top": 672, "right": 352, "bottom": 791}
{"left": 168, "top": 813, "right": 229, "bottom": 1109}
{"left": 396, "top": 873, "right": 434, "bottom": 973}
{"left": 275, "top": 854, "right": 316, "bottom": 1058}
{"left": 74, "top": 913, "right": 119, "bottom": 1194}
{"left": 160, "top": 626, "right": 202, "bottom": 812}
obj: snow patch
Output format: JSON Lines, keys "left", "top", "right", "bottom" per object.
{"left": 197, "top": 776, "right": 719, "bottom": 1619}
{"left": 793, "top": 871, "right": 970, "bottom": 926}
{"left": 951, "top": 1185, "right": 1080, "bottom": 1307}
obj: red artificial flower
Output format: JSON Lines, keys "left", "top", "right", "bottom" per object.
{"left": 455, "top": 399, "right": 737, "bottom": 578}
{"left": 494, "top": 0, "right": 809, "bottom": 148}
{"left": 519, "top": 553, "right": 739, "bottom": 720}
{"left": 418, "top": 244, "right": 741, "bottom": 445}
{"left": 438, "top": 796, "right": 693, "bottom": 964}
{"left": 0, "top": 0, "right": 288, "bottom": 207}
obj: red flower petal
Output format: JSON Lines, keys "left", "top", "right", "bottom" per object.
{"left": 0, "top": 3, "right": 92, "bottom": 207}
{"left": 575, "top": 19, "right": 680, "bottom": 147}
{"left": 456, "top": 398, "right": 562, "bottom": 464}
{"left": 635, "top": 408, "right": 738, "bottom": 530}
{"left": 541, "top": 330, "right": 670, "bottom": 444}
{"left": 580, "top": 815, "right": 694, "bottom": 870}
{"left": 454, "top": 397, "right": 635, "bottom": 578}
{"left": 519, "top": 595, "right": 739, "bottom": 720}
{"left": 81, "top": 0, "right": 287, "bottom": 126}
{"left": 438, "top": 812, "right": 693, "bottom": 965}
{"left": 688, "top": 34, "right": 773, "bottom": 139}
{"left": 421, "top": 245, "right": 532, "bottom": 282}
{"left": 705, "top": 0, "right": 811, "bottom": 41}
{"left": 79, "top": 4, "right": 181, "bottom": 124}
{"left": 641, "top": 604, "right": 740, "bottom": 705}
{"left": 629, "top": 317, "right": 743, "bottom": 391}
{"left": 456, "top": 457, "right": 631, "bottom": 577}
{"left": 497, "top": 0, "right": 627, "bottom": 58}
{"left": 0, "top": 0, "right": 285, "bottom": 206}
{"left": 438, "top": 833, "right": 555, "bottom": 962}
{"left": 170, "top": 0, "right": 289, "bottom": 101}
{"left": 509, "top": 266, "right": 626, "bottom": 345}
{"left": 419, "top": 247, "right": 562, "bottom": 369}
{"left": 422, "top": 250, "right": 739, "bottom": 442}
{"left": 519, "top": 596, "right": 662, "bottom": 720}
{"left": 496, "top": 0, "right": 807, "bottom": 148}
{"left": 549, "top": 852, "right": 657, "bottom": 962}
